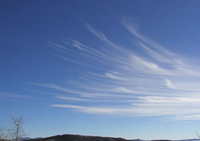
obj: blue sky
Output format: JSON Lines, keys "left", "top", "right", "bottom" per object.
{"left": 1, "top": 0, "right": 200, "bottom": 140}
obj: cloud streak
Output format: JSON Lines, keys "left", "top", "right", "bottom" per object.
{"left": 33, "top": 19, "right": 200, "bottom": 120}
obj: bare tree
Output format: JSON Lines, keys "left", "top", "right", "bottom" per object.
{"left": 10, "top": 116, "right": 27, "bottom": 141}
{"left": 0, "top": 127, "right": 5, "bottom": 141}
{"left": 0, "top": 127, "right": 9, "bottom": 141}
{"left": 0, "top": 116, "right": 27, "bottom": 141}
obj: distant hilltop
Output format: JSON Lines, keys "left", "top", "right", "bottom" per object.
{"left": 25, "top": 134, "right": 128, "bottom": 141}
{"left": 24, "top": 134, "right": 200, "bottom": 141}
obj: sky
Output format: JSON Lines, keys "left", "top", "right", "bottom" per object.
{"left": 1, "top": 0, "right": 200, "bottom": 140}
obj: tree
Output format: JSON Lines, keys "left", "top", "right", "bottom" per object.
{"left": 10, "top": 116, "right": 27, "bottom": 141}
{"left": 0, "top": 127, "right": 6, "bottom": 141}
{"left": 0, "top": 116, "right": 27, "bottom": 141}
{"left": 0, "top": 127, "right": 9, "bottom": 141}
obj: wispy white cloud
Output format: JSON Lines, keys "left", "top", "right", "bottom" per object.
{"left": 0, "top": 92, "right": 33, "bottom": 99}
{"left": 56, "top": 96, "right": 90, "bottom": 102}
{"left": 51, "top": 104, "right": 120, "bottom": 114}
{"left": 175, "top": 114, "right": 200, "bottom": 120}
{"left": 32, "top": 20, "right": 200, "bottom": 120}
{"left": 104, "top": 72, "right": 122, "bottom": 80}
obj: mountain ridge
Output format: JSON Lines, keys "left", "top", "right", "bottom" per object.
{"left": 24, "top": 134, "right": 200, "bottom": 141}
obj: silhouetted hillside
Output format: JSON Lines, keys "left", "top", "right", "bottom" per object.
{"left": 25, "top": 134, "right": 199, "bottom": 141}
{"left": 26, "top": 134, "right": 130, "bottom": 141}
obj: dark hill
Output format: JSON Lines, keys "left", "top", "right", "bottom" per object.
{"left": 26, "top": 134, "right": 130, "bottom": 141}
{"left": 26, "top": 134, "right": 197, "bottom": 141}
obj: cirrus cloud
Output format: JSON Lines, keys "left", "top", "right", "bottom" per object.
{"left": 32, "top": 19, "right": 200, "bottom": 120}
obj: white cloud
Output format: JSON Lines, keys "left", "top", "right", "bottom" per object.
{"left": 0, "top": 92, "right": 32, "bottom": 99}
{"left": 33, "top": 20, "right": 200, "bottom": 120}
{"left": 165, "top": 79, "right": 174, "bottom": 89}
{"left": 112, "top": 87, "right": 134, "bottom": 94}
{"left": 56, "top": 96, "right": 90, "bottom": 102}
{"left": 105, "top": 72, "right": 121, "bottom": 80}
